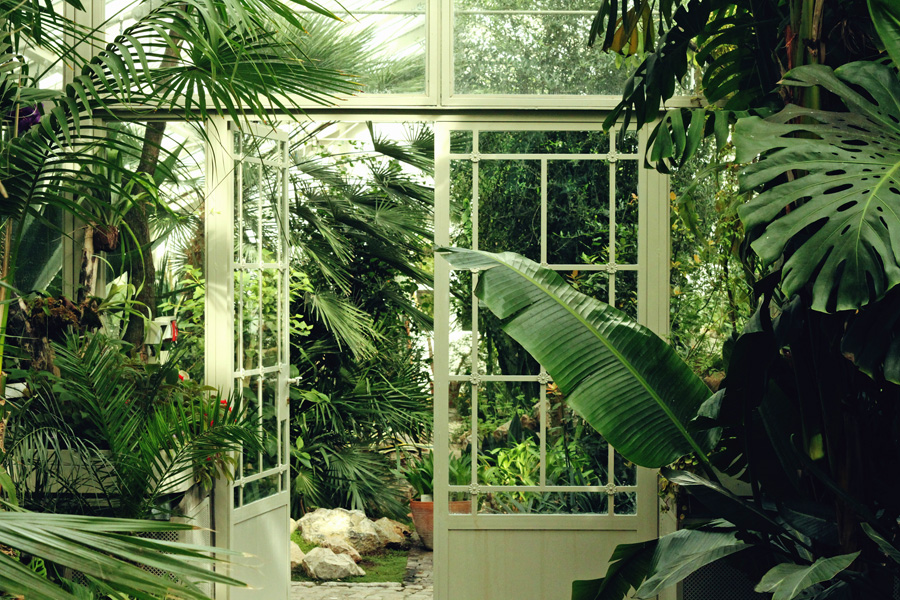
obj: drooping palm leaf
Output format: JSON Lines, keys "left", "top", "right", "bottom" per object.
{"left": 735, "top": 61, "right": 900, "bottom": 312}
{"left": 0, "top": 511, "right": 247, "bottom": 600}
{"left": 635, "top": 527, "right": 751, "bottom": 598}
{"left": 438, "top": 248, "right": 713, "bottom": 469}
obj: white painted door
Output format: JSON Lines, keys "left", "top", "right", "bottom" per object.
{"left": 433, "top": 120, "right": 667, "bottom": 600}
{"left": 206, "top": 118, "right": 292, "bottom": 600}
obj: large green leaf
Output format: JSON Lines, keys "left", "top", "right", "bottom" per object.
{"left": 735, "top": 61, "right": 900, "bottom": 312}
{"left": 754, "top": 553, "right": 859, "bottom": 600}
{"left": 635, "top": 527, "right": 750, "bottom": 598}
{"left": 572, "top": 539, "right": 656, "bottom": 600}
{"left": 868, "top": 0, "right": 900, "bottom": 68}
{"left": 861, "top": 522, "right": 900, "bottom": 565}
{"left": 438, "top": 248, "right": 712, "bottom": 468}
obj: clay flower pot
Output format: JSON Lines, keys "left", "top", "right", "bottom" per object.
{"left": 409, "top": 499, "right": 471, "bottom": 550}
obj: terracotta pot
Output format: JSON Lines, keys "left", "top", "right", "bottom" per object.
{"left": 409, "top": 500, "right": 471, "bottom": 550}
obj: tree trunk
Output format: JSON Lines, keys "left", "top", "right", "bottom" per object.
{"left": 121, "top": 27, "right": 183, "bottom": 352}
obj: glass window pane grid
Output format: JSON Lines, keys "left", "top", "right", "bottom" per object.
{"left": 447, "top": 126, "right": 643, "bottom": 516}
{"left": 231, "top": 129, "right": 291, "bottom": 507}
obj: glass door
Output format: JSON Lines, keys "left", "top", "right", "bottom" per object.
{"left": 206, "top": 118, "right": 291, "bottom": 600}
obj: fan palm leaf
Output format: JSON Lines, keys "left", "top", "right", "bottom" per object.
{"left": 0, "top": 510, "right": 247, "bottom": 600}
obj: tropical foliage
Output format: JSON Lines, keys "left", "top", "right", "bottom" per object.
{"left": 3, "top": 332, "right": 263, "bottom": 518}
{"left": 0, "top": 510, "right": 247, "bottom": 600}
{"left": 0, "top": 0, "right": 356, "bottom": 593}
{"left": 440, "top": 245, "right": 900, "bottom": 599}
{"left": 285, "top": 122, "right": 434, "bottom": 519}
{"left": 589, "top": 0, "right": 880, "bottom": 170}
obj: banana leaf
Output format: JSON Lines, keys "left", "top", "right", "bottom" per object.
{"left": 438, "top": 248, "right": 712, "bottom": 468}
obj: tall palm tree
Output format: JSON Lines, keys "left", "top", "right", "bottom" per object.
{"left": 0, "top": 0, "right": 358, "bottom": 363}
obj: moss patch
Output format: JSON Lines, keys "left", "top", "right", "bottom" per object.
{"left": 290, "top": 531, "right": 408, "bottom": 584}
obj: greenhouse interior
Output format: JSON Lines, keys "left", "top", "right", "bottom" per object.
{"left": 3, "top": 0, "right": 900, "bottom": 599}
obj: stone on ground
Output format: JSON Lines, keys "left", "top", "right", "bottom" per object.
{"left": 289, "top": 517, "right": 300, "bottom": 534}
{"left": 290, "top": 541, "right": 305, "bottom": 570}
{"left": 319, "top": 535, "right": 362, "bottom": 563}
{"left": 301, "top": 547, "right": 365, "bottom": 580}
{"left": 373, "top": 517, "right": 411, "bottom": 549}
{"left": 299, "top": 507, "right": 383, "bottom": 555}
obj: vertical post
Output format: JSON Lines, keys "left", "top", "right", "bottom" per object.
{"left": 433, "top": 122, "right": 451, "bottom": 600}
{"left": 205, "top": 117, "right": 236, "bottom": 599}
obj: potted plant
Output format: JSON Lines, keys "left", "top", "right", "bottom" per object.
{"left": 401, "top": 450, "right": 472, "bottom": 550}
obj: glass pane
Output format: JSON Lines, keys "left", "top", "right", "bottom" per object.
{"left": 241, "top": 272, "right": 260, "bottom": 370}
{"left": 478, "top": 304, "right": 539, "bottom": 376}
{"left": 449, "top": 269, "right": 473, "bottom": 376}
{"left": 448, "top": 492, "right": 473, "bottom": 514}
{"left": 614, "top": 492, "right": 637, "bottom": 515}
{"left": 450, "top": 160, "right": 474, "bottom": 249}
{"left": 615, "top": 270, "right": 638, "bottom": 320}
{"left": 13, "top": 208, "right": 64, "bottom": 293}
{"left": 454, "top": 11, "right": 630, "bottom": 95}
{"left": 233, "top": 161, "right": 242, "bottom": 262}
{"left": 301, "top": 12, "right": 426, "bottom": 94}
{"left": 244, "top": 474, "right": 281, "bottom": 505}
{"left": 547, "top": 160, "right": 610, "bottom": 265}
{"left": 481, "top": 491, "right": 608, "bottom": 515}
{"left": 451, "top": 130, "right": 473, "bottom": 154}
{"left": 615, "top": 160, "right": 640, "bottom": 264}
{"left": 618, "top": 131, "right": 640, "bottom": 154}
{"left": 546, "top": 402, "right": 609, "bottom": 488}
{"left": 569, "top": 269, "right": 611, "bottom": 305}
{"left": 261, "top": 377, "right": 279, "bottom": 470}
{"left": 234, "top": 486, "right": 242, "bottom": 508}
{"left": 241, "top": 377, "right": 260, "bottom": 476}
{"left": 477, "top": 160, "right": 540, "bottom": 260}
{"left": 261, "top": 269, "right": 280, "bottom": 368}
{"left": 242, "top": 134, "right": 279, "bottom": 162}
{"left": 260, "top": 166, "right": 282, "bottom": 262}
{"left": 614, "top": 451, "right": 637, "bottom": 486}
{"left": 477, "top": 382, "right": 542, "bottom": 486}
{"left": 449, "top": 436, "right": 474, "bottom": 488}
{"left": 234, "top": 272, "right": 242, "bottom": 368}
{"left": 480, "top": 131, "right": 609, "bottom": 154}
{"left": 241, "top": 164, "right": 261, "bottom": 263}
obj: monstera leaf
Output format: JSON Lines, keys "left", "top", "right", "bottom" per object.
{"left": 735, "top": 61, "right": 900, "bottom": 312}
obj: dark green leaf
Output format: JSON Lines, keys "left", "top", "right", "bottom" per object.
{"left": 755, "top": 553, "right": 859, "bottom": 600}
{"left": 736, "top": 61, "right": 900, "bottom": 311}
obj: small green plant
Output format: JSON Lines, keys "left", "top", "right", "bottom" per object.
{"left": 399, "top": 450, "right": 472, "bottom": 499}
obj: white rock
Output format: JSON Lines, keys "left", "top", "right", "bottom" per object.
{"left": 299, "top": 507, "right": 384, "bottom": 555}
{"left": 289, "top": 518, "right": 300, "bottom": 534}
{"left": 373, "top": 517, "right": 411, "bottom": 549}
{"left": 290, "top": 541, "right": 305, "bottom": 570}
{"left": 319, "top": 535, "right": 362, "bottom": 563}
{"left": 301, "top": 547, "right": 365, "bottom": 580}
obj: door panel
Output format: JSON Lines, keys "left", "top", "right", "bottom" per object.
{"left": 206, "top": 118, "right": 291, "bottom": 600}
{"left": 433, "top": 121, "right": 668, "bottom": 600}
